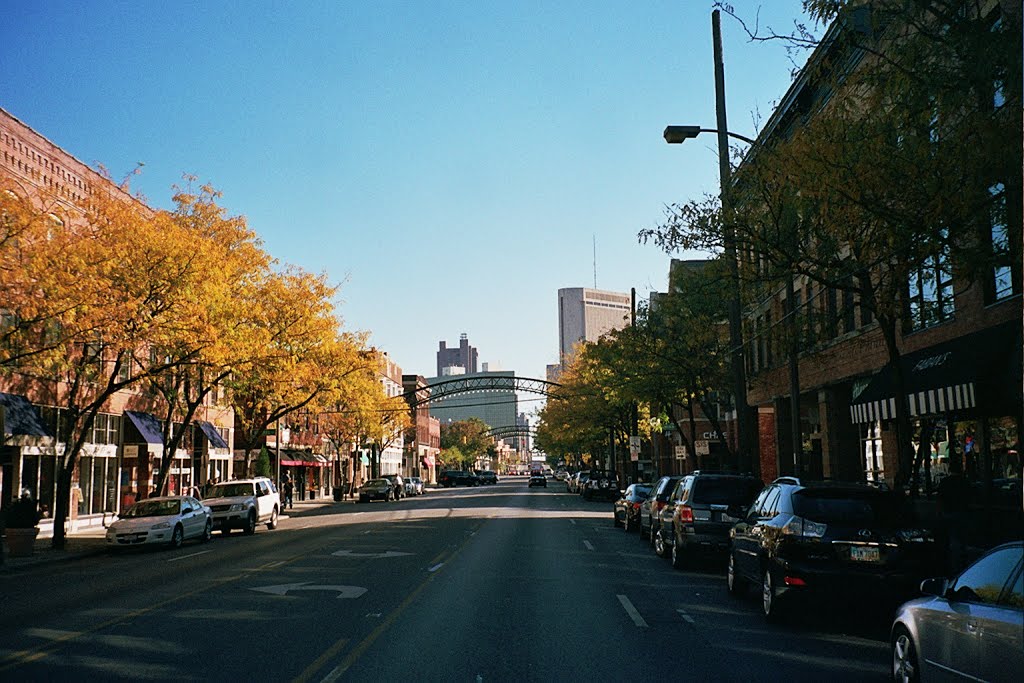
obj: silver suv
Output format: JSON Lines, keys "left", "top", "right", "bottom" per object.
{"left": 205, "top": 477, "right": 280, "bottom": 535}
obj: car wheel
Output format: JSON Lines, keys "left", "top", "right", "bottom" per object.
{"left": 727, "top": 552, "right": 745, "bottom": 596}
{"left": 654, "top": 529, "right": 668, "bottom": 558}
{"left": 202, "top": 519, "right": 213, "bottom": 543}
{"left": 169, "top": 524, "right": 184, "bottom": 549}
{"left": 244, "top": 510, "right": 257, "bottom": 535}
{"left": 891, "top": 627, "right": 919, "bottom": 683}
{"left": 267, "top": 506, "right": 278, "bottom": 530}
{"left": 762, "top": 568, "right": 784, "bottom": 622}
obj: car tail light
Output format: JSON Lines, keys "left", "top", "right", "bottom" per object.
{"left": 655, "top": 501, "right": 666, "bottom": 512}
{"left": 781, "top": 515, "right": 827, "bottom": 539}
{"left": 677, "top": 505, "right": 694, "bottom": 523}
{"left": 632, "top": 502, "right": 641, "bottom": 510}
{"left": 783, "top": 575, "right": 807, "bottom": 586}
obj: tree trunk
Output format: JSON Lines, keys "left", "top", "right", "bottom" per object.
{"left": 879, "top": 315, "right": 915, "bottom": 493}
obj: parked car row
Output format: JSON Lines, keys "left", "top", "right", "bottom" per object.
{"left": 612, "top": 472, "right": 1023, "bottom": 682}
{"left": 107, "top": 476, "right": 282, "bottom": 549}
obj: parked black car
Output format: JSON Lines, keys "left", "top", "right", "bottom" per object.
{"left": 439, "top": 470, "right": 480, "bottom": 487}
{"left": 663, "top": 471, "right": 762, "bottom": 568}
{"left": 583, "top": 469, "right": 619, "bottom": 501}
{"left": 728, "top": 478, "right": 941, "bottom": 621}
{"left": 640, "top": 476, "right": 682, "bottom": 542}
{"left": 614, "top": 483, "right": 653, "bottom": 532}
{"left": 476, "top": 470, "right": 499, "bottom": 485}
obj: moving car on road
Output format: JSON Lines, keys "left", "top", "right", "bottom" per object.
{"left": 890, "top": 541, "right": 1023, "bottom": 683}
{"left": 528, "top": 474, "right": 547, "bottom": 488}
{"left": 106, "top": 495, "right": 212, "bottom": 549}
{"left": 582, "top": 469, "right": 620, "bottom": 501}
{"left": 476, "top": 470, "right": 499, "bottom": 485}
{"left": 358, "top": 478, "right": 395, "bottom": 503}
{"left": 205, "top": 477, "right": 280, "bottom": 535}
{"left": 439, "top": 470, "right": 480, "bottom": 487}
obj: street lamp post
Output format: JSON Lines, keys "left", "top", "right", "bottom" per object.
{"left": 663, "top": 9, "right": 756, "bottom": 475}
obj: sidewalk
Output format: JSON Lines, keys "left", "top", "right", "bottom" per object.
{"left": 1, "top": 497, "right": 348, "bottom": 573}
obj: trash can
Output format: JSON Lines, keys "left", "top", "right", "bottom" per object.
{"left": 333, "top": 487, "right": 343, "bottom": 502}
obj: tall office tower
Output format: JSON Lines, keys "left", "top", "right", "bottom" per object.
{"left": 436, "top": 333, "right": 479, "bottom": 376}
{"left": 558, "top": 288, "right": 632, "bottom": 363}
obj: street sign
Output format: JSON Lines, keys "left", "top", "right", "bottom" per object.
{"left": 674, "top": 446, "right": 687, "bottom": 460}
{"left": 695, "top": 440, "right": 710, "bottom": 456}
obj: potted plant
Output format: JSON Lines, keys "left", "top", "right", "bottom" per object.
{"left": 3, "top": 492, "right": 41, "bottom": 557}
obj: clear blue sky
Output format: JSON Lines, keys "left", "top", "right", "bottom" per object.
{"left": 3, "top": 0, "right": 815, "bottom": 393}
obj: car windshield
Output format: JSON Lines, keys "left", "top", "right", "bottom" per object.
{"left": 792, "top": 489, "right": 908, "bottom": 525}
{"left": 365, "top": 479, "right": 389, "bottom": 486}
{"left": 692, "top": 478, "right": 761, "bottom": 506}
{"left": 208, "top": 483, "right": 256, "bottom": 497}
{"left": 124, "top": 499, "right": 180, "bottom": 518}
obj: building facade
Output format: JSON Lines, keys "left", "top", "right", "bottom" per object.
{"left": 557, "top": 287, "right": 632, "bottom": 363}
{"left": 1, "top": 108, "right": 235, "bottom": 535}
{"left": 436, "top": 333, "right": 478, "bottom": 376}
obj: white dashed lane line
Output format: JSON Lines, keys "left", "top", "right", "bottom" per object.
{"left": 617, "top": 595, "right": 649, "bottom": 628}
{"left": 677, "top": 608, "right": 695, "bottom": 624}
{"left": 583, "top": 540, "right": 594, "bottom": 551}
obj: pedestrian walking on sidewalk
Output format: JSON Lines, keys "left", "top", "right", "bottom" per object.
{"left": 284, "top": 476, "right": 294, "bottom": 510}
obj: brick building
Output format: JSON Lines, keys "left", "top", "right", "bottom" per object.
{"left": 735, "top": 3, "right": 1022, "bottom": 490}
{"left": 0, "top": 108, "right": 234, "bottom": 534}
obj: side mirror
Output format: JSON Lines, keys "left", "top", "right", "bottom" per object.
{"left": 919, "top": 577, "right": 949, "bottom": 597}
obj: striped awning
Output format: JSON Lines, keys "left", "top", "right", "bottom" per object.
{"left": 850, "top": 322, "right": 1019, "bottom": 425}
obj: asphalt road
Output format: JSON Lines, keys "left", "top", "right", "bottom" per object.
{"left": 0, "top": 478, "right": 892, "bottom": 682}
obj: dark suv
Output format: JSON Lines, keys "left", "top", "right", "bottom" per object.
{"left": 582, "top": 470, "right": 620, "bottom": 501}
{"left": 728, "top": 478, "right": 940, "bottom": 621}
{"left": 657, "top": 471, "right": 761, "bottom": 566}
{"left": 476, "top": 470, "right": 498, "bottom": 485}
{"left": 439, "top": 470, "right": 480, "bottom": 487}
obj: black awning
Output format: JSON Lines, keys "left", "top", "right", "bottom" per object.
{"left": 850, "top": 321, "right": 1022, "bottom": 424}
{"left": 197, "top": 420, "right": 228, "bottom": 449}
{"left": 0, "top": 393, "right": 53, "bottom": 437}
{"left": 124, "top": 410, "right": 164, "bottom": 444}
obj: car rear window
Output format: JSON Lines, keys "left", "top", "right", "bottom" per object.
{"left": 629, "top": 486, "right": 652, "bottom": 501}
{"left": 792, "top": 489, "right": 907, "bottom": 525}
{"left": 691, "top": 478, "right": 760, "bottom": 506}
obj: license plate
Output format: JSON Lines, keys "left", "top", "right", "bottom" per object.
{"left": 850, "top": 546, "right": 880, "bottom": 562}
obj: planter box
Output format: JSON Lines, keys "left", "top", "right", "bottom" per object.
{"left": 5, "top": 527, "right": 39, "bottom": 557}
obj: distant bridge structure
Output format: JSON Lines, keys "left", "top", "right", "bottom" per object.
{"left": 402, "top": 375, "right": 562, "bottom": 409}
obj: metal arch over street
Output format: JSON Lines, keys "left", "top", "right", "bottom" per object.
{"left": 403, "top": 375, "right": 562, "bottom": 408}
{"left": 485, "top": 425, "right": 538, "bottom": 440}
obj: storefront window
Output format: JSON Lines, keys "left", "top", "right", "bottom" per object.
{"left": 861, "top": 422, "right": 884, "bottom": 484}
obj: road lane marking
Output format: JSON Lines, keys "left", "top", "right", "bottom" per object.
{"left": 427, "top": 563, "right": 444, "bottom": 572}
{"left": 617, "top": 595, "right": 649, "bottom": 628}
{"left": 677, "top": 608, "right": 695, "bottom": 624}
{"left": 166, "top": 550, "right": 212, "bottom": 562}
{"left": 569, "top": 519, "right": 577, "bottom": 525}
{"left": 302, "top": 522, "right": 477, "bottom": 683}
{"left": 583, "top": 540, "right": 594, "bottom": 551}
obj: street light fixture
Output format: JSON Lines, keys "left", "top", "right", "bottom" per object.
{"left": 663, "top": 125, "right": 755, "bottom": 146}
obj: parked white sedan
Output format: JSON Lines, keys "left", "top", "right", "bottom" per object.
{"left": 106, "top": 495, "right": 212, "bottom": 549}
